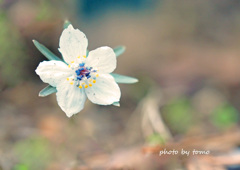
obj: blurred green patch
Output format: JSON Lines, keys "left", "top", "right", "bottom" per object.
{"left": 14, "top": 164, "right": 28, "bottom": 170}
{"left": 13, "top": 137, "right": 52, "bottom": 170}
{"left": 0, "top": 12, "right": 27, "bottom": 87}
{"left": 36, "top": 0, "right": 54, "bottom": 21}
{"left": 162, "top": 97, "right": 194, "bottom": 134}
{"left": 147, "top": 133, "right": 166, "bottom": 146}
{"left": 210, "top": 103, "right": 238, "bottom": 130}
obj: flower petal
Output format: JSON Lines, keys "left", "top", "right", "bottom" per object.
{"left": 56, "top": 81, "right": 87, "bottom": 117}
{"left": 59, "top": 24, "right": 88, "bottom": 64}
{"left": 85, "top": 46, "right": 116, "bottom": 73}
{"left": 35, "top": 60, "right": 72, "bottom": 87}
{"left": 85, "top": 74, "right": 121, "bottom": 105}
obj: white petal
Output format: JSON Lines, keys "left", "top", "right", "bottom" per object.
{"left": 59, "top": 24, "right": 88, "bottom": 64}
{"left": 56, "top": 81, "right": 87, "bottom": 117}
{"left": 85, "top": 74, "right": 121, "bottom": 105}
{"left": 85, "top": 46, "right": 116, "bottom": 73}
{"left": 35, "top": 60, "right": 72, "bottom": 87}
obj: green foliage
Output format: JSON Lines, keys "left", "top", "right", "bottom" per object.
{"left": 112, "top": 101, "right": 120, "bottom": 107}
{"left": 63, "top": 20, "right": 72, "bottom": 29}
{"left": 39, "top": 85, "right": 57, "bottom": 97}
{"left": 210, "top": 103, "right": 238, "bottom": 129}
{"left": 111, "top": 73, "right": 138, "bottom": 84}
{"left": 0, "top": 12, "right": 27, "bottom": 86}
{"left": 33, "top": 40, "right": 64, "bottom": 62}
{"left": 113, "top": 46, "right": 126, "bottom": 58}
{"left": 162, "top": 97, "right": 194, "bottom": 134}
{"left": 14, "top": 137, "right": 52, "bottom": 170}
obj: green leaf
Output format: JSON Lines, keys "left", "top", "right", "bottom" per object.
{"left": 39, "top": 85, "right": 57, "bottom": 97}
{"left": 114, "top": 46, "right": 126, "bottom": 57}
{"left": 112, "top": 102, "right": 120, "bottom": 107}
{"left": 111, "top": 73, "right": 138, "bottom": 84}
{"left": 33, "top": 40, "right": 63, "bottom": 62}
{"left": 63, "top": 20, "right": 72, "bottom": 29}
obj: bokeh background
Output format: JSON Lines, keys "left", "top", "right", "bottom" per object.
{"left": 1, "top": 0, "right": 240, "bottom": 169}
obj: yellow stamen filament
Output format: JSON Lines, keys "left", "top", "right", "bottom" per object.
{"left": 70, "top": 82, "right": 74, "bottom": 85}
{"left": 71, "top": 61, "right": 74, "bottom": 63}
{"left": 93, "top": 80, "right": 96, "bottom": 83}
{"left": 89, "top": 83, "right": 92, "bottom": 87}
{"left": 96, "top": 74, "right": 99, "bottom": 77}
{"left": 67, "top": 78, "right": 69, "bottom": 81}
{"left": 68, "top": 65, "right": 71, "bottom": 68}
{"left": 79, "top": 85, "right": 82, "bottom": 88}
{"left": 77, "top": 56, "right": 80, "bottom": 58}
{"left": 83, "top": 55, "right": 86, "bottom": 58}
{"left": 85, "top": 85, "right": 88, "bottom": 88}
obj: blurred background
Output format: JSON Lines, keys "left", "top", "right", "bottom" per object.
{"left": 1, "top": 0, "right": 240, "bottom": 169}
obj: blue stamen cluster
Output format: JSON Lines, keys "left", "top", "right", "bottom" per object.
{"left": 79, "top": 63, "right": 85, "bottom": 67}
{"left": 77, "top": 75, "right": 83, "bottom": 80}
{"left": 75, "top": 62, "right": 94, "bottom": 80}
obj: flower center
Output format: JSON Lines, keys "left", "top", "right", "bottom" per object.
{"left": 67, "top": 61, "right": 99, "bottom": 88}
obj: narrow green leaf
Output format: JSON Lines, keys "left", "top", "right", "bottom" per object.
{"left": 33, "top": 40, "right": 63, "bottom": 61}
{"left": 112, "top": 102, "right": 120, "bottom": 107}
{"left": 114, "top": 46, "right": 126, "bottom": 57}
{"left": 39, "top": 85, "right": 57, "bottom": 97}
{"left": 63, "top": 20, "right": 72, "bottom": 29}
{"left": 86, "top": 50, "right": 89, "bottom": 57}
{"left": 111, "top": 73, "right": 138, "bottom": 84}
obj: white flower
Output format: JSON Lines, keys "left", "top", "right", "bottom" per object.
{"left": 35, "top": 24, "right": 121, "bottom": 117}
